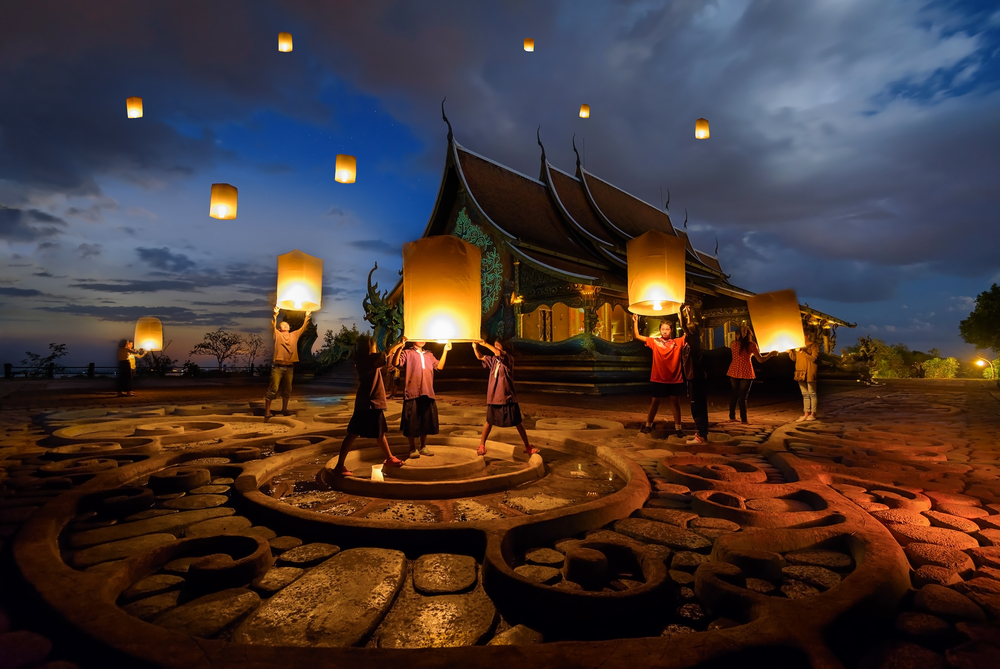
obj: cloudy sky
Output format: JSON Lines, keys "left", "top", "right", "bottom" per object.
{"left": 1, "top": 0, "right": 998, "bottom": 366}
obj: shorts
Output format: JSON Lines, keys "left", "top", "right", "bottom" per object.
{"left": 486, "top": 402, "right": 523, "bottom": 428}
{"left": 264, "top": 365, "right": 294, "bottom": 400}
{"left": 650, "top": 381, "right": 686, "bottom": 398}
{"left": 401, "top": 396, "right": 439, "bottom": 438}
{"left": 347, "top": 408, "right": 388, "bottom": 439}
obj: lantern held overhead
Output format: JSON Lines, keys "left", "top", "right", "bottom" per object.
{"left": 209, "top": 183, "right": 238, "bottom": 220}
{"left": 134, "top": 317, "right": 163, "bottom": 351}
{"left": 746, "top": 289, "right": 806, "bottom": 353}
{"left": 335, "top": 155, "right": 356, "bottom": 184}
{"left": 126, "top": 97, "right": 143, "bottom": 119}
{"left": 627, "top": 230, "right": 687, "bottom": 316}
{"left": 278, "top": 32, "right": 293, "bottom": 52}
{"left": 523, "top": 38, "right": 534, "bottom": 52}
{"left": 276, "top": 249, "right": 324, "bottom": 311}
{"left": 579, "top": 104, "right": 590, "bottom": 118}
{"left": 695, "top": 118, "right": 710, "bottom": 139}
{"left": 403, "top": 236, "right": 482, "bottom": 342}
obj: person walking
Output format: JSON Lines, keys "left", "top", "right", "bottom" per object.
{"left": 632, "top": 314, "right": 686, "bottom": 436}
{"left": 726, "top": 324, "right": 774, "bottom": 424}
{"left": 472, "top": 339, "right": 539, "bottom": 457}
{"left": 391, "top": 337, "right": 451, "bottom": 459}
{"left": 116, "top": 339, "right": 147, "bottom": 397}
{"left": 679, "top": 305, "right": 709, "bottom": 445}
{"left": 264, "top": 306, "right": 311, "bottom": 421}
{"left": 330, "top": 335, "right": 407, "bottom": 476}
{"left": 789, "top": 339, "right": 820, "bottom": 421}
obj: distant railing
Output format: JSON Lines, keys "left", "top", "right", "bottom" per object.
{"left": 2, "top": 363, "right": 119, "bottom": 379}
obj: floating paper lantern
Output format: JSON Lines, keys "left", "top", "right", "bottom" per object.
{"left": 276, "top": 249, "right": 323, "bottom": 311}
{"left": 579, "top": 104, "right": 590, "bottom": 118}
{"left": 278, "top": 32, "right": 293, "bottom": 52}
{"left": 523, "top": 38, "right": 534, "bottom": 52}
{"left": 627, "top": 230, "right": 687, "bottom": 315}
{"left": 403, "top": 236, "right": 482, "bottom": 342}
{"left": 209, "top": 183, "right": 238, "bottom": 220}
{"left": 695, "top": 118, "right": 710, "bottom": 139}
{"left": 746, "top": 289, "right": 806, "bottom": 352}
{"left": 335, "top": 155, "right": 356, "bottom": 184}
{"left": 126, "top": 97, "right": 143, "bottom": 119}
{"left": 134, "top": 317, "right": 163, "bottom": 351}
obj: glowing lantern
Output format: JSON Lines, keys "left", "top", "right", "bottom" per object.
{"left": 278, "top": 32, "right": 293, "bottom": 52}
{"left": 209, "top": 183, "right": 238, "bottom": 220}
{"left": 746, "top": 289, "right": 806, "bottom": 353}
{"left": 126, "top": 97, "right": 143, "bottom": 119}
{"left": 579, "top": 104, "right": 590, "bottom": 118}
{"left": 627, "top": 230, "right": 686, "bottom": 315}
{"left": 134, "top": 317, "right": 163, "bottom": 351}
{"left": 523, "top": 38, "right": 534, "bottom": 52}
{"left": 695, "top": 118, "right": 710, "bottom": 139}
{"left": 276, "top": 249, "right": 323, "bottom": 311}
{"left": 403, "top": 236, "right": 481, "bottom": 342}
{"left": 335, "top": 155, "right": 356, "bottom": 184}
{"left": 371, "top": 464, "right": 384, "bottom": 482}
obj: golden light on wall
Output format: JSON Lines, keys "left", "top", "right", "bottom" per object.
{"left": 134, "top": 317, "right": 163, "bottom": 351}
{"left": 523, "top": 38, "right": 534, "bottom": 52}
{"left": 278, "top": 32, "right": 293, "bottom": 52}
{"left": 209, "top": 183, "right": 238, "bottom": 219}
{"left": 695, "top": 118, "right": 710, "bottom": 139}
{"left": 126, "top": 97, "right": 143, "bottom": 119}
{"left": 627, "top": 230, "right": 686, "bottom": 315}
{"left": 335, "top": 154, "right": 356, "bottom": 184}
{"left": 403, "top": 236, "right": 482, "bottom": 342}
{"left": 277, "top": 249, "right": 323, "bottom": 311}
{"left": 746, "top": 289, "right": 806, "bottom": 352}
{"left": 579, "top": 104, "right": 590, "bottom": 118}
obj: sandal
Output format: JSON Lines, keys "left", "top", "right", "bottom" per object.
{"left": 524, "top": 445, "right": 540, "bottom": 455}
{"left": 383, "top": 457, "right": 405, "bottom": 467}
{"left": 332, "top": 466, "right": 352, "bottom": 476}
{"left": 477, "top": 444, "right": 487, "bottom": 456}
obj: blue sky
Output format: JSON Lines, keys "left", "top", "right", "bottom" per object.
{"left": 2, "top": 0, "right": 999, "bottom": 366}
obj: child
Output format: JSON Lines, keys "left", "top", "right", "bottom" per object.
{"left": 679, "top": 304, "right": 709, "bottom": 445}
{"left": 471, "top": 339, "right": 539, "bottom": 457}
{"left": 391, "top": 337, "right": 451, "bottom": 459}
{"left": 331, "top": 335, "right": 406, "bottom": 476}
{"left": 632, "top": 313, "right": 686, "bottom": 436}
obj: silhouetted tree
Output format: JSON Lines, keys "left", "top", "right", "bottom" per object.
{"left": 190, "top": 331, "right": 243, "bottom": 371}
{"left": 960, "top": 283, "right": 1000, "bottom": 354}
{"left": 21, "top": 343, "right": 68, "bottom": 377}
{"left": 240, "top": 333, "right": 265, "bottom": 372}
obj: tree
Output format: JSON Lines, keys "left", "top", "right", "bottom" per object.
{"left": 922, "top": 357, "right": 960, "bottom": 379}
{"left": 240, "top": 333, "right": 265, "bottom": 371}
{"left": 315, "top": 324, "right": 366, "bottom": 370}
{"left": 21, "top": 343, "right": 68, "bottom": 377}
{"left": 960, "top": 283, "right": 1000, "bottom": 354}
{"left": 139, "top": 341, "right": 175, "bottom": 376}
{"left": 189, "top": 331, "right": 244, "bottom": 371}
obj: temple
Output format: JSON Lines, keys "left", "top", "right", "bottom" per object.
{"left": 371, "top": 110, "right": 854, "bottom": 394}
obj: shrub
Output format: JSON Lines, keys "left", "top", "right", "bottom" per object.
{"left": 922, "top": 357, "right": 959, "bottom": 379}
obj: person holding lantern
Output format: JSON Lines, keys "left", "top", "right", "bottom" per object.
{"left": 264, "top": 305, "right": 311, "bottom": 421}
{"left": 727, "top": 324, "right": 775, "bottom": 424}
{"left": 679, "top": 305, "right": 709, "bottom": 445}
{"left": 392, "top": 337, "right": 452, "bottom": 458}
{"left": 116, "top": 339, "right": 148, "bottom": 397}
{"left": 788, "top": 339, "right": 820, "bottom": 421}
{"left": 632, "top": 314, "right": 686, "bottom": 436}
{"left": 471, "top": 339, "right": 539, "bottom": 457}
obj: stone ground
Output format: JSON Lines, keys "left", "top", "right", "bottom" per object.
{"left": 0, "top": 376, "right": 998, "bottom": 668}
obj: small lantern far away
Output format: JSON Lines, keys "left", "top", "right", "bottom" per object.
{"left": 627, "top": 230, "right": 687, "bottom": 315}
{"left": 403, "top": 236, "right": 482, "bottom": 342}
{"left": 278, "top": 32, "right": 293, "bottom": 52}
{"left": 746, "top": 289, "right": 806, "bottom": 353}
{"left": 209, "top": 183, "right": 238, "bottom": 220}
{"left": 335, "top": 155, "right": 356, "bottom": 184}
{"left": 523, "top": 38, "right": 534, "bottom": 52}
{"left": 579, "top": 104, "right": 590, "bottom": 118}
{"left": 126, "top": 97, "right": 143, "bottom": 119}
{"left": 134, "top": 317, "right": 163, "bottom": 351}
{"left": 276, "top": 249, "right": 324, "bottom": 311}
{"left": 695, "top": 118, "right": 710, "bottom": 139}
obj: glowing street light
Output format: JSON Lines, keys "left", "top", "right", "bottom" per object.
{"left": 975, "top": 356, "right": 998, "bottom": 386}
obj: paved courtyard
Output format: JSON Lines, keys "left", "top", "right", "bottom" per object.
{"left": 0, "top": 378, "right": 998, "bottom": 668}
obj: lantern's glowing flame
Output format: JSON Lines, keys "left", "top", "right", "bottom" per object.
{"left": 652, "top": 301, "right": 662, "bottom": 311}
{"left": 214, "top": 205, "right": 228, "bottom": 218}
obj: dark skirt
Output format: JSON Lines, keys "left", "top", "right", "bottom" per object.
{"left": 401, "top": 396, "right": 439, "bottom": 438}
{"left": 486, "top": 402, "right": 523, "bottom": 428}
{"left": 117, "top": 360, "right": 132, "bottom": 393}
{"left": 347, "top": 408, "right": 387, "bottom": 439}
{"left": 650, "top": 381, "right": 686, "bottom": 398}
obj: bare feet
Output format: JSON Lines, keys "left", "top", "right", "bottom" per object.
{"left": 331, "top": 466, "right": 352, "bottom": 476}
{"left": 477, "top": 444, "right": 487, "bottom": 456}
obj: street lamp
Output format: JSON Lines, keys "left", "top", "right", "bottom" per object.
{"left": 975, "top": 356, "right": 998, "bottom": 387}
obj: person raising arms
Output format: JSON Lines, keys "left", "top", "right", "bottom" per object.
{"left": 633, "top": 313, "right": 686, "bottom": 436}
{"left": 471, "top": 339, "right": 539, "bottom": 457}
{"left": 392, "top": 337, "right": 451, "bottom": 459}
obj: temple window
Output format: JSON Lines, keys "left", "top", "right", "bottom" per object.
{"left": 520, "top": 303, "right": 586, "bottom": 342}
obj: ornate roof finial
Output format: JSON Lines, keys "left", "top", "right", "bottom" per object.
{"left": 665, "top": 188, "right": 670, "bottom": 212}
{"left": 536, "top": 125, "right": 546, "bottom": 163}
{"left": 683, "top": 208, "right": 688, "bottom": 231}
{"left": 441, "top": 97, "right": 453, "bottom": 142}
{"left": 572, "top": 133, "right": 581, "bottom": 170}
{"left": 715, "top": 237, "right": 719, "bottom": 256}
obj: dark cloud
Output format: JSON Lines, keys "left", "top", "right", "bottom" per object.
{"left": 346, "top": 239, "right": 395, "bottom": 254}
{"left": 0, "top": 205, "right": 66, "bottom": 241}
{"left": 77, "top": 243, "right": 102, "bottom": 259}
{"left": 37, "top": 303, "right": 272, "bottom": 327}
{"left": 136, "top": 247, "right": 196, "bottom": 272}
{"left": 32, "top": 271, "right": 67, "bottom": 278}
{"left": 0, "top": 287, "right": 46, "bottom": 297}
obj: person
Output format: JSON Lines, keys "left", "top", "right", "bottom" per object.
{"left": 116, "top": 339, "right": 147, "bottom": 397}
{"left": 726, "top": 324, "right": 774, "bottom": 423}
{"left": 789, "top": 339, "right": 820, "bottom": 422}
{"left": 264, "top": 306, "right": 311, "bottom": 421}
{"left": 330, "top": 335, "right": 407, "bottom": 476}
{"left": 391, "top": 337, "right": 452, "bottom": 459}
{"left": 471, "top": 339, "right": 539, "bottom": 457}
{"left": 679, "top": 305, "right": 709, "bottom": 445}
{"left": 632, "top": 313, "right": 686, "bottom": 436}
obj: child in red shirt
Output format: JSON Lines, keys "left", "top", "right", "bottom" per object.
{"left": 632, "top": 314, "right": 686, "bottom": 436}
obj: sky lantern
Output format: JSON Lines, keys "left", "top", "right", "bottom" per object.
{"left": 695, "top": 118, "right": 710, "bottom": 139}
{"left": 278, "top": 32, "right": 293, "bottom": 52}
{"left": 746, "top": 289, "right": 806, "bottom": 352}
{"left": 403, "top": 236, "right": 482, "bottom": 342}
{"left": 126, "top": 97, "right": 143, "bottom": 118}
{"left": 335, "top": 154, "right": 356, "bottom": 184}
{"left": 276, "top": 249, "right": 324, "bottom": 311}
{"left": 523, "top": 38, "right": 534, "bottom": 52}
{"left": 579, "top": 104, "right": 590, "bottom": 118}
{"left": 209, "top": 183, "right": 238, "bottom": 219}
{"left": 627, "top": 230, "right": 686, "bottom": 315}
{"left": 134, "top": 317, "right": 163, "bottom": 351}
